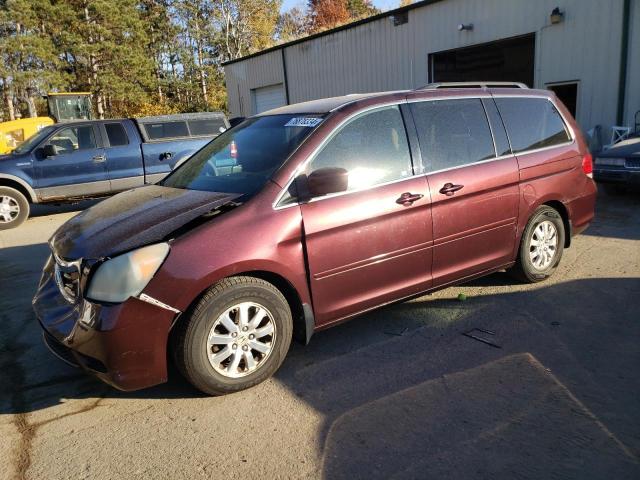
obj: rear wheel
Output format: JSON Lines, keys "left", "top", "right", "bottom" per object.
{"left": 0, "top": 186, "right": 29, "bottom": 230}
{"left": 510, "top": 205, "right": 565, "bottom": 283}
{"left": 173, "top": 276, "right": 292, "bottom": 395}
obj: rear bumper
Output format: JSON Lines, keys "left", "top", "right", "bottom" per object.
{"left": 33, "top": 256, "right": 177, "bottom": 391}
{"left": 566, "top": 179, "right": 597, "bottom": 239}
{"left": 593, "top": 168, "right": 640, "bottom": 185}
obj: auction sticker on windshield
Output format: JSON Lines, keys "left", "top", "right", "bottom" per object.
{"left": 284, "top": 117, "right": 323, "bottom": 128}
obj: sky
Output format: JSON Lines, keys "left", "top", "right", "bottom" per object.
{"left": 280, "top": 0, "right": 400, "bottom": 13}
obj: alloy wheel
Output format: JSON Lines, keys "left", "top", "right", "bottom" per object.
{"left": 0, "top": 195, "right": 20, "bottom": 224}
{"left": 529, "top": 220, "right": 558, "bottom": 270}
{"left": 207, "top": 302, "right": 276, "bottom": 378}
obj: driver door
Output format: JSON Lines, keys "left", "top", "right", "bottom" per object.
{"left": 299, "top": 105, "right": 432, "bottom": 325}
{"left": 35, "top": 124, "right": 110, "bottom": 200}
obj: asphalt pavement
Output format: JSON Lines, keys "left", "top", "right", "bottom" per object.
{"left": 1, "top": 189, "right": 639, "bottom": 479}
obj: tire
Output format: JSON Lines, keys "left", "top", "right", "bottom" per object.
{"left": 0, "top": 186, "right": 29, "bottom": 230}
{"left": 510, "top": 205, "right": 565, "bottom": 283}
{"left": 172, "top": 276, "right": 293, "bottom": 395}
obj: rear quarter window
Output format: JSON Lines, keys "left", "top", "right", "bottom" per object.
{"left": 495, "top": 98, "right": 571, "bottom": 153}
{"left": 143, "top": 121, "right": 189, "bottom": 140}
{"left": 188, "top": 118, "right": 227, "bottom": 136}
{"left": 104, "top": 123, "right": 129, "bottom": 146}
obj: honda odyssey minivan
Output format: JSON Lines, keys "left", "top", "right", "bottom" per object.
{"left": 33, "top": 83, "right": 596, "bottom": 395}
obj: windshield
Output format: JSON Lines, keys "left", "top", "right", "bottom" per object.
{"left": 12, "top": 126, "right": 56, "bottom": 154}
{"left": 161, "top": 114, "right": 323, "bottom": 195}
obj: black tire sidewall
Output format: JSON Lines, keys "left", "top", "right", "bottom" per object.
{"left": 0, "top": 186, "right": 29, "bottom": 230}
{"left": 519, "top": 206, "right": 565, "bottom": 282}
{"left": 179, "top": 279, "right": 292, "bottom": 395}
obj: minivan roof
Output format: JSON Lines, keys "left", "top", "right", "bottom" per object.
{"left": 259, "top": 87, "right": 554, "bottom": 116}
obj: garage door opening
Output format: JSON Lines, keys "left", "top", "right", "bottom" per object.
{"left": 429, "top": 34, "right": 536, "bottom": 87}
{"left": 251, "top": 84, "right": 286, "bottom": 115}
{"left": 547, "top": 81, "right": 578, "bottom": 117}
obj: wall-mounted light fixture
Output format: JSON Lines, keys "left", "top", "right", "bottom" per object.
{"left": 457, "top": 23, "right": 473, "bottom": 31}
{"left": 550, "top": 7, "right": 564, "bottom": 24}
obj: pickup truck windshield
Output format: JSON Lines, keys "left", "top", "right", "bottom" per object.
{"left": 161, "top": 114, "right": 323, "bottom": 195}
{"left": 12, "top": 125, "right": 56, "bottom": 154}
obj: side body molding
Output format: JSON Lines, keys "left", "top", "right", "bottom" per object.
{"left": 0, "top": 173, "right": 38, "bottom": 202}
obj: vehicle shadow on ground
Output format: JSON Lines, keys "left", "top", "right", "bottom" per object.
{"left": 2, "top": 257, "right": 639, "bottom": 478}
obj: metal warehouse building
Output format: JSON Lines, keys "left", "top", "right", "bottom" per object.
{"left": 223, "top": 0, "right": 639, "bottom": 139}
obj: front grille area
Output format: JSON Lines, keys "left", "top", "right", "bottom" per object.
{"left": 625, "top": 158, "right": 640, "bottom": 169}
{"left": 54, "top": 254, "right": 81, "bottom": 303}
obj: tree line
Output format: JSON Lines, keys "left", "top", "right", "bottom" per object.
{"left": 0, "top": 0, "right": 397, "bottom": 121}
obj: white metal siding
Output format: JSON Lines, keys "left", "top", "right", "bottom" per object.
{"left": 252, "top": 84, "right": 286, "bottom": 114}
{"left": 225, "top": 49, "right": 284, "bottom": 117}
{"left": 224, "top": 0, "right": 638, "bottom": 134}
{"left": 625, "top": 0, "right": 640, "bottom": 128}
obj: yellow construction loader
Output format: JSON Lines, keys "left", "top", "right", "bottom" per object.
{"left": 0, "top": 92, "right": 92, "bottom": 154}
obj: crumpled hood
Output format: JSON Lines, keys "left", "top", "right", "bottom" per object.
{"left": 50, "top": 185, "right": 242, "bottom": 260}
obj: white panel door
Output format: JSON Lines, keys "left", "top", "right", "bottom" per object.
{"left": 253, "top": 84, "right": 286, "bottom": 114}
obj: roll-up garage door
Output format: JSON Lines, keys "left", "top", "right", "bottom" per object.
{"left": 429, "top": 34, "right": 535, "bottom": 87}
{"left": 252, "top": 84, "right": 286, "bottom": 114}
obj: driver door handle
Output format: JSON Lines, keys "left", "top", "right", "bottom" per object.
{"left": 92, "top": 154, "right": 106, "bottom": 163}
{"left": 439, "top": 183, "right": 464, "bottom": 196}
{"left": 396, "top": 192, "right": 424, "bottom": 206}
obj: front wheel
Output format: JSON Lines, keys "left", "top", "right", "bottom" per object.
{"left": 510, "top": 205, "right": 565, "bottom": 283}
{"left": 0, "top": 186, "right": 29, "bottom": 230}
{"left": 172, "top": 276, "right": 293, "bottom": 395}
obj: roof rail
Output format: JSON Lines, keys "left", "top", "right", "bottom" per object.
{"left": 418, "top": 81, "right": 529, "bottom": 90}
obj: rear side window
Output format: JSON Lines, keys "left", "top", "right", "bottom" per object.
{"left": 188, "top": 118, "right": 226, "bottom": 136}
{"left": 143, "top": 121, "right": 189, "bottom": 140}
{"left": 410, "top": 98, "right": 495, "bottom": 172}
{"left": 306, "top": 105, "right": 412, "bottom": 192}
{"left": 495, "top": 98, "right": 571, "bottom": 153}
{"left": 104, "top": 123, "right": 129, "bottom": 146}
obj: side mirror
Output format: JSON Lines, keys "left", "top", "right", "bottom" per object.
{"left": 41, "top": 144, "right": 58, "bottom": 158}
{"left": 307, "top": 167, "right": 349, "bottom": 197}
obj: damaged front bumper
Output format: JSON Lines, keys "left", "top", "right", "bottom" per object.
{"left": 33, "top": 254, "right": 179, "bottom": 391}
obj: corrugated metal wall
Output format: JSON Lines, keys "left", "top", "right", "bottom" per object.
{"left": 224, "top": 0, "right": 638, "bottom": 133}
{"left": 625, "top": 0, "right": 640, "bottom": 128}
{"left": 225, "top": 50, "right": 284, "bottom": 118}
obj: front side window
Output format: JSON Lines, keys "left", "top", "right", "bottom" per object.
{"left": 46, "top": 126, "right": 96, "bottom": 154}
{"left": 410, "top": 98, "right": 495, "bottom": 172}
{"left": 495, "top": 97, "right": 571, "bottom": 153}
{"left": 305, "top": 106, "right": 412, "bottom": 192}
{"left": 162, "top": 114, "right": 322, "bottom": 196}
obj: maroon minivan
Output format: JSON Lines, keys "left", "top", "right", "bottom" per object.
{"left": 33, "top": 83, "right": 596, "bottom": 395}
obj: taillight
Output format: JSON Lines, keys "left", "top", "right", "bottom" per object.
{"left": 582, "top": 153, "right": 593, "bottom": 177}
{"left": 230, "top": 141, "right": 238, "bottom": 159}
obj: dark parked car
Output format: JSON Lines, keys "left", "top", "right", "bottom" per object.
{"left": 593, "top": 135, "right": 640, "bottom": 191}
{"left": 0, "top": 112, "right": 228, "bottom": 229}
{"left": 33, "top": 84, "right": 596, "bottom": 395}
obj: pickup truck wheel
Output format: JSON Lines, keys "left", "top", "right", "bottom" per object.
{"left": 510, "top": 205, "right": 565, "bottom": 283}
{"left": 173, "top": 276, "right": 292, "bottom": 395}
{"left": 0, "top": 187, "right": 29, "bottom": 230}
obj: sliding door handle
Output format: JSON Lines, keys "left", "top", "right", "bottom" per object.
{"left": 439, "top": 183, "right": 464, "bottom": 196}
{"left": 396, "top": 192, "right": 424, "bottom": 206}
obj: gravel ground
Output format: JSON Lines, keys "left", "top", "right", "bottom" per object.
{"left": 0, "top": 189, "right": 639, "bottom": 480}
